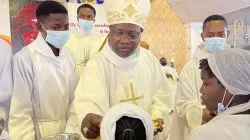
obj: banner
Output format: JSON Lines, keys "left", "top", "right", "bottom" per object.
{"left": 0, "top": 0, "right": 11, "bottom": 46}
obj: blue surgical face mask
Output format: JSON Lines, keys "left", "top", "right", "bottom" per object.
{"left": 217, "top": 90, "right": 234, "bottom": 114}
{"left": 41, "top": 24, "right": 70, "bottom": 49}
{"left": 204, "top": 37, "right": 226, "bottom": 53}
{"left": 79, "top": 19, "right": 94, "bottom": 32}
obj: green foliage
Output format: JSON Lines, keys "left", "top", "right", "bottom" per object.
{"left": 9, "top": 0, "right": 34, "bottom": 16}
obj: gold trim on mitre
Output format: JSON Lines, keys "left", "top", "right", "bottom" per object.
{"left": 125, "top": 0, "right": 138, "bottom": 4}
{"left": 123, "top": 3, "right": 137, "bottom": 18}
{"left": 106, "top": 2, "right": 148, "bottom": 28}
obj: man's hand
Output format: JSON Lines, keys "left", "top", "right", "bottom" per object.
{"left": 0, "top": 125, "right": 3, "bottom": 135}
{"left": 202, "top": 108, "right": 217, "bottom": 125}
{"left": 153, "top": 118, "right": 164, "bottom": 135}
{"left": 0, "top": 118, "right": 4, "bottom": 135}
{"left": 81, "top": 113, "right": 103, "bottom": 139}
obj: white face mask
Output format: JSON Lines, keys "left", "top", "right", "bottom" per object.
{"left": 217, "top": 90, "right": 234, "bottom": 114}
{"left": 41, "top": 24, "right": 70, "bottom": 49}
{"left": 79, "top": 19, "right": 94, "bottom": 33}
{"left": 204, "top": 37, "right": 226, "bottom": 53}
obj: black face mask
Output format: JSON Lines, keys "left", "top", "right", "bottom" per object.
{"left": 161, "top": 62, "right": 167, "bottom": 66}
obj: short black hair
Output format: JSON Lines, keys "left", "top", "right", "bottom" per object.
{"left": 115, "top": 116, "right": 146, "bottom": 140}
{"left": 36, "top": 1, "right": 68, "bottom": 22}
{"left": 77, "top": 4, "right": 96, "bottom": 17}
{"left": 202, "top": 15, "right": 228, "bottom": 31}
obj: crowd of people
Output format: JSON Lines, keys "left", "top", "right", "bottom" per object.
{"left": 0, "top": 0, "right": 249, "bottom": 140}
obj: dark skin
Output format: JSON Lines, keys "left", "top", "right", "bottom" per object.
{"left": 81, "top": 24, "right": 164, "bottom": 139}
{"left": 108, "top": 23, "right": 142, "bottom": 58}
{"left": 200, "top": 67, "right": 250, "bottom": 124}
{"left": 77, "top": 7, "right": 95, "bottom": 22}
{"left": 200, "top": 20, "right": 230, "bottom": 124}
{"left": 201, "top": 20, "right": 230, "bottom": 42}
{"left": 160, "top": 58, "right": 167, "bottom": 66}
{"left": 36, "top": 13, "right": 69, "bottom": 56}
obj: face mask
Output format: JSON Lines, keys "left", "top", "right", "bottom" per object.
{"left": 41, "top": 24, "right": 70, "bottom": 49}
{"left": 217, "top": 90, "right": 234, "bottom": 114}
{"left": 204, "top": 37, "right": 226, "bottom": 53}
{"left": 79, "top": 19, "right": 94, "bottom": 32}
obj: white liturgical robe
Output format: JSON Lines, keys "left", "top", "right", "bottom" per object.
{"left": 9, "top": 33, "right": 79, "bottom": 140}
{"left": 187, "top": 115, "right": 250, "bottom": 140}
{"left": 66, "top": 27, "right": 106, "bottom": 75}
{"left": 74, "top": 42, "right": 173, "bottom": 140}
{"left": 170, "top": 44, "right": 231, "bottom": 140}
{"left": 0, "top": 39, "right": 13, "bottom": 134}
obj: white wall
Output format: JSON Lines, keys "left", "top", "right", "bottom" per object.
{"left": 0, "top": 0, "right": 11, "bottom": 37}
{"left": 185, "top": 22, "right": 203, "bottom": 61}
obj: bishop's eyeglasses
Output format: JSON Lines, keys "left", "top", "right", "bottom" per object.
{"left": 110, "top": 30, "right": 142, "bottom": 41}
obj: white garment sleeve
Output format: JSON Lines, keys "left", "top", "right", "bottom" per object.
{"left": 0, "top": 45, "right": 13, "bottom": 122}
{"left": 151, "top": 56, "right": 173, "bottom": 137}
{"left": 9, "top": 54, "right": 35, "bottom": 140}
{"left": 74, "top": 58, "right": 109, "bottom": 123}
{"left": 65, "top": 56, "right": 80, "bottom": 133}
{"left": 175, "top": 60, "right": 204, "bottom": 132}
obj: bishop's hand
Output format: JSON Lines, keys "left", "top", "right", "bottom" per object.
{"left": 81, "top": 113, "right": 103, "bottom": 139}
{"left": 153, "top": 118, "right": 164, "bottom": 135}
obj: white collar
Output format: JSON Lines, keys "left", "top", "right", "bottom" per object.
{"left": 101, "top": 41, "right": 140, "bottom": 69}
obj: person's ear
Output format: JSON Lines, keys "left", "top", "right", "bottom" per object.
{"left": 227, "top": 30, "right": 230, "bottom": 38}
{"left": 36, "top": 22, "right": 42, "bottom": 31}
{"left": 201, "top": 33, "right": 205, "bottom": 42}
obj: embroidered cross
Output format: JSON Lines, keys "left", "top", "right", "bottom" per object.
{"left": 120, "top": 83, "right": 143, "bottom": 105}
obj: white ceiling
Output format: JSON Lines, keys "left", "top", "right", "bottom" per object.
{"left": 166, "top": 0, "right": 250, "bottom": 24}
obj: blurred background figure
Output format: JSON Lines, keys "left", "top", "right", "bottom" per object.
{"left": 66, "top": 3, "right": 107, "bottom": 75}
{"left": 140, "top": 41, "right": 149, "bottom": 50}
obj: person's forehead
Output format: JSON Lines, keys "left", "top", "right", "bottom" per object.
{"left": 79, "top": 7, "right": 94, "bottom": 15}
{"left": 45, "top": 13, "right": 68, "bottom": 23}
{"left": 204, "top": 20, "right": 226, "bottom": 32}
{"left": 201, "top": 68, "right": 213, "bottom": 80}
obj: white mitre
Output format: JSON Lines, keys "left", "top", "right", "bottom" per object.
{"left": 103, "top": 0, "right": 151, "bottom": 28}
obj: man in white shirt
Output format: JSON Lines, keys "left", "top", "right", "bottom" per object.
{"left": 66, "top": 4, "right": 106, "bottom": 75}
{"left": 9, "top": 1, "right": 79, "bottom": 139}
{"left": 74, "top": 0, "right": 173, "bottom": 140}
{"left": 170, "top": 15, "right": 231, "bottom": 140}
{"left": 0, "top": 39, "right": 12, "bottom": 135}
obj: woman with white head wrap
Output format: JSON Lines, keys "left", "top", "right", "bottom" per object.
{"left": 101, "top": 102, "right": 153, "bottom": 140}
{"left": 187, "top": 48, "right": 250, "bottom": 140}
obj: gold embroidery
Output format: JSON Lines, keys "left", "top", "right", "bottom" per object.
{"left": 124, "top": 0, "right": 138, "bottom": 4}
{"left": 120, "top": 83, "right": 144, "bottom": 105}
{"left": 107, "top": 11, "right": 126, "bottom": 23}
{"left": 78, "top": 48, "right": 90, "bottom": 66}
{"left": 123, "top": 3, "right": 137, "bottom": 18}
{"left": 134, "top": 14, "right": 147, "bottom": 26}
{"left": 124, "top": 84, "right": 130, "bottom": 99}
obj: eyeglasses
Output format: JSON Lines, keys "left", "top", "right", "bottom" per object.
{"left": 110, "top": 31, "right": 141, "bottom": 41}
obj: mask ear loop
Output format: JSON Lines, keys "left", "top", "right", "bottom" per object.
{"left": 222, "top": 89, "right": 235, "bottom": 108}
{"left": 39, "top": 23, "right": 47, "bottom": 39}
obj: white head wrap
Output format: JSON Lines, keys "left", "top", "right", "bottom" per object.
{"left": 100, "top": 103, "right": 153, "bottom": 140}
{"left": 103, "top": 0, "right": 151, "bottom": 28}
{"left": 207, "top": 48, "right": 250, "bottom": 119}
